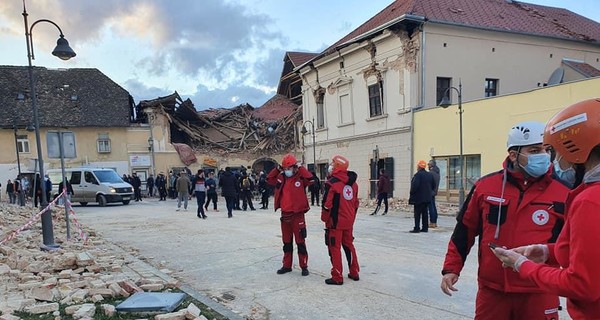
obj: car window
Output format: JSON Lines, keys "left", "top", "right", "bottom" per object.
{"left": 84, "top": 171, "right": 98, "bottom": 184}
{"left": 70, "top": 172, "right": 81, "bottom": 184}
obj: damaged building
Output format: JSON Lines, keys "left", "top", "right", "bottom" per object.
{"left": 135, "top": 91, "right": 303, "bottom": 175}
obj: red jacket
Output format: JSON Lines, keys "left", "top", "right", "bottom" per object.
{"left": 442, "top": 157, "right": 569, "bottom": 293}
{"left": 520, "top": 181, "right": 600, "bottom": 319}
{"left": 321, "top": 170, "right": 359, "bottom": 229}
{"left": 266, "top": 165, "right": 313, "bottom": 214}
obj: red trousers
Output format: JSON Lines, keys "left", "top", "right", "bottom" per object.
{"left": 475, "top": 285, "right": 559, "bottom": 320}
{"left": 326, "top": 228, "right": 359, "bottom": 283}
{"left": 280, "top": 213, "right": 308, "bottom": 269}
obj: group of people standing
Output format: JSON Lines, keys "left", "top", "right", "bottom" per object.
{"left": 440, "top": 98, "right": 600, "bottom": 319}
{"left": 4, "top": 174, "right": 52, "bottom": 207}
{"left": 267, "top": 153, "right": 360, "bottom": 285}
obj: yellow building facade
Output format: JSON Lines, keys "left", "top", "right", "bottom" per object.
{"left": 413, "top": 77, "right": 600, "bottom": 202}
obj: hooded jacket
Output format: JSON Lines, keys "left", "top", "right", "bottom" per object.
{"left": 519, "top": 163, "right": 600, "bottom": 319}
{"left": 321, "top": 170, "right": 359, "bottom": 230}
{"left": 266, "top": 165, "right": 313, "bottom": 214}
{"left": 442, "top": 157, "right": 569, "bottom": 293}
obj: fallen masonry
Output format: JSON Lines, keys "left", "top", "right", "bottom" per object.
{"left": 0, "top": 203, "right": 211, "bottom": 319}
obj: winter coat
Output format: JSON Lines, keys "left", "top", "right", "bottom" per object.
{"left": 321, "top": 170, "right": 359, "bottom": 230}
{"left": 218, "top": 171, "right": 237, "bottom": 197}
{"left": 266, "top": 166, "right": 314, "bottom": 214}
{"left": 408, "top": 169, "right": 435, "bottom": 204}
{"left": 442, "top": 157, "right": 569, "bottom": 293}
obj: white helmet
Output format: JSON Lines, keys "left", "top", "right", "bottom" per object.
{"left": 506, "top": 121, "right": 545, "bottom": 150}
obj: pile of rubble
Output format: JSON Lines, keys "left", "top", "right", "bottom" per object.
{"left": 0, "top": 204, "right": 208, "bottom": 320}
{"left": 139, "top": 92, "right": 301, "bottom": 156}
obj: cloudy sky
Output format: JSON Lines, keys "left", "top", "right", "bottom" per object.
{"left": 0, "top": 0, "right": 598, "bottom": 110}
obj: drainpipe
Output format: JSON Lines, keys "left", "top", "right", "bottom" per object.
{"left": 411, "top": 23, "right": 426, "bottom": 178}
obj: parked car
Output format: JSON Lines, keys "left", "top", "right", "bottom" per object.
{"left": 47, "top": 167, "right": 134, "bottom": 206}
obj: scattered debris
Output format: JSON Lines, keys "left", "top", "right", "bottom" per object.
{"left": 138, "top": 92, "right": 301, "bottom": 157}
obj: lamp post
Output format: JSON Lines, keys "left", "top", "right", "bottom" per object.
{"left": 300, "top": 118, "right": 316, "bottom": 171}
{"left": 439, "top": 80, "right": 465, "bottom": 207}
{"left": 148, "top": 135, "right": 156, "bottom": 177}
{"left": 22, "top": 1, "right": 76, "bottom": 249}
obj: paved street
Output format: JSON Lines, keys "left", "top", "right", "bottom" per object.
{"left": 69, "top": 198, "right": 568, "bottom": 320}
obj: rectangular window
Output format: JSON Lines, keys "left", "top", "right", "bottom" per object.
{"left": 16, "top": 135, "right": 30, "bottom": 153}
{"left": 97, "top": 133, "right": 111, "bottom": 153}
{"left": 316, "top": 91, "right": 325, "bottom": 129}
{"left": 446, "top": 155, "right": 481, "bottom": 191}
{"left": 485, "top": 78, "right": 499, "bottom": 97}
{"left": 368, "top": 82, "right": 383, "bottom": 117}
{"left": 339, "top": 93, "right": 352, "bottom": 124}
{"left": 436, "top": 77, "right": 451, "bottom": 105}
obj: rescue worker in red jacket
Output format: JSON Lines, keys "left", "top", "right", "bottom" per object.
{"left": 266, "top": 153, "right": 314, "bottom": 276}
{"left": 321, "top": 155, "right": 360, "bottom": 285}
{"left": 493, "top": 99, "right": 600, "bottom": 319}
{"left": 440, "top": 121, "right": 569, "bottom": 319}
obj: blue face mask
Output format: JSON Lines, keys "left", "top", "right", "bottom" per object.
{"left": 284, "top": 169, "right": 294, "bottom": 177}
{"left": 521, "top": 153, "right": 550, "bottom": 178}
{"left": 554, "top": 159, "right": 576, "bottom": 186}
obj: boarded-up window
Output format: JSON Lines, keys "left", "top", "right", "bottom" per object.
{"left": 339, "top": 93, "right": 352, "bottom": 124}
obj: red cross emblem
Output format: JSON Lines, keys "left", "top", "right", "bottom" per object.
{"left": 532, "top": 210, "right": 549, "bottom": 226}
{"left": 342, "top": 185, "right": 353, "bottom": 200}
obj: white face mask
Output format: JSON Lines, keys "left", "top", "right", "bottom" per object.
{"left": 327, "top": 165, "right": 334, "bottom": 174}
{"left": 284, "top": 169, "right": 294, "bottom": 177}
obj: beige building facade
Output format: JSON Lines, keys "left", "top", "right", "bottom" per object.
{"left": 299, "top": 2, "right": 600, "bottom": 200}
{"left": 413, "top": 77, "right": 600, "bottom": 202}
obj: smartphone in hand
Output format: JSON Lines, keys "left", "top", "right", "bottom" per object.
{"left": 488, "top": 242, "right": 498, "bottom": 249}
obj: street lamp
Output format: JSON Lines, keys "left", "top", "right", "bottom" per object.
{"left": 22, "top": 1, "right": 76, "bottom": 249}
{"left": 439, "top": 80, "right": 465, "bottom": 207}
{"left": 147, "top": 135, "right": 156, "bottom": 177}
{"left": 300, "top": 118, "right": 316, "bottom": 171}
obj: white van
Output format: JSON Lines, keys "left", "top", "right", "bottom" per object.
{"left": 47, "top": 168, "right": 134, "bottom": 206}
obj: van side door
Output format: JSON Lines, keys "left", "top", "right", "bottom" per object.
{"left": 69, "top": 171, "right": 83, "bottom": 202}
{"left": 83, "top": 171, "right": 99, "bottom": 202}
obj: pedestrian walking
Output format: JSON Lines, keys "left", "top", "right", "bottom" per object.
{"left": 266, "top": 153, "right": 315, "bottom": 276}
{"left": 309, "top": 171, "right": 321, "bottom": 206}
{"left": 441, "top": 121, "right": 569, "bottom": 319}
{"left": 192, "top": 170, "right": 207, "bottom": 219}
{"left": 219, "top": 167, "right": 238, "bottom": 218}
{"left": 176, "top": 171, "right": 191, "bottom": 211}
{"left": 204, "top": 171, "right": 218, "bottom": 211}
{"left": 371, "top": 168, "right": 391, "bottom": 215}
{"left": 408, "top": 160, "right": 434, "bottom": 233}
{"left": 321, "top": 155, "right": 360, "bottom": 285}
{"left": 240, "top": 172, "right": 256, "bottom": 211}
{"left": 131, "top": 173, "right": 142, "bottom": 201}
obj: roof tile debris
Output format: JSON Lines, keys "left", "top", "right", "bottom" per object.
{"left": 139, "top": 93, "right": 300, "bottom": 155}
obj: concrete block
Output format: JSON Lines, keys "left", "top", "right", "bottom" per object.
{"left": 26, "top": 286, "right": 55, "bottom": 302}
{"left": 101, "top": 304, "right": 116, "bottom": 317}
{"left": 118, "top": 280, "right": 143, "bottom": 293}
{"left": 91, "top": 294, "right": 103, "bottom": 303}
{"left": 154, "top": 310, "right": 186, "bottom": 320}
{"left": 25, "top": 302, "right": 59, "bottom": 314}
{"left": 73, "top": 303, "right": 96, "bottom": 319}
{"left": 71, "top": 289, "right": 88, "bottom": 303}
{"left": 65, "top": 305, "right": 81, "bottom": 315}
{"left": 140, "top": 283, "right": 164, "bottom": 292}
{"left": 185, "top": 303, "right": 201, "bottom": 319}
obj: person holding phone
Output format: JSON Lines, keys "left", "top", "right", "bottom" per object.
{"left": 440, "top": 121, "right": 570, "bottom": 319}
{"left": 493, "top": 99, "right": 600, "bottom": 319}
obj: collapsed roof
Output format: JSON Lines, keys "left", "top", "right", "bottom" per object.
{"left": 138, "top": 92, "right": 301, "bottom": 155}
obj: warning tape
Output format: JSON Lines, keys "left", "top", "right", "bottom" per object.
{"left": 66, "top": 198, "right": 88, "bottom": 244}
{"left": 0, "top": 191, "right": 65, "bottom": 245}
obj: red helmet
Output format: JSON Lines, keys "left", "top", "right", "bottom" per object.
{"left": 281, "top": 154, "right": 297, "bottom": 168}
{"left": 544, "top": 98, "right": 600, "bottom": 164}
{"left": 330, "top": 155, "right": 349, "bottom": 171}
